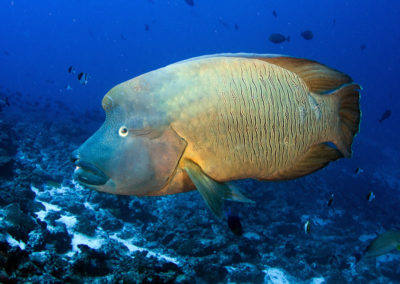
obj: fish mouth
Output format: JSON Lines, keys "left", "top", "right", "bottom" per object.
{"left": 74, "top": 160, "right": 109, "bottom": 186}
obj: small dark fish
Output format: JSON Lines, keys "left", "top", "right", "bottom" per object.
{"left": 333, "top": 18, "right": 336, "bottom": 25}
{"left": 354, "top": 168, "right": 364, "bottom": 175}
{"left": 46, "top": 79, "right": 54, "bottom": 84}
{"left": 145, "top": 24, "right": 150, "bottom": 31}
{"left": 366, "top": 191, "right": 375, "bottom": 202}
{"left": 378, "top": 109, "right": 391, "bottom": 123}
{"left": 227, "top": 210, "right": 243, "bottom": 236}
{"left": 120, "top": 34, "right": 127, "bottom": 40}
{"left": 272, "top": 10, "right": 277, "bottom": 18}
{"left": 360, "top": 44, "right": 366, "bottom": 50}
{"left": 269, "top": 33, "right": 290, "bottom": 44}
{"left": 304, "top": 220, "right": 311, "bottom": 234}
{"left": 327, "top": 193, "right": 334, "bottom": 207}
{"left": 3, "top": 50, "right": 9, "bottom": 56}
{"left": 5, "top": 96, "right": 10, "bottom": 106}
{"left": 234, "top": 24, "right": 239, "bottom": 31}
{"left": 78, "top": 72, "right": 89, "bottom": 85}
{"left": 184, "top": 0, "right": 194, "bottom": 7}
{"left": 68, "top": 66, "right": 76, "bottom": 74}
{"left": 301, "top": 30, "right": 314, "bottom": 40}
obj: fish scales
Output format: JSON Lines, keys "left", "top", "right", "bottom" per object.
{"left": 239, "top": 64, "right": 258, "bottom": 165}
{"left": 281, "top": 72, "right": 298, "bottom": 168}
{"left": 250, "top": 63, "right": 265, "bottom": 169}
{"left": 171, "top": 57, "right": 332, "bottom": 181}
{"left": 253, "top": 64, "right": 267, "bottom": 166}
{"left": 259, "top": 64, "right": 274, "bottom": 167}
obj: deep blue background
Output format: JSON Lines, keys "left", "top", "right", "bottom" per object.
{"left": 1, "top": 0, "right": 399, "bottom": 156}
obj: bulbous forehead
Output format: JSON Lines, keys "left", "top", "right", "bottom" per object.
{"left": 101, "top": 77, "right": 148, "bottom": 112}
{"left": 101, "top": 77, "right": 169, "bottom": 130}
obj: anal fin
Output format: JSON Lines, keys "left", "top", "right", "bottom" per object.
{"left": 182, "top": 160, "right": 254, "bottom": 218}
{"left": 271, "top": 143, "right": 343, "bottom": 180}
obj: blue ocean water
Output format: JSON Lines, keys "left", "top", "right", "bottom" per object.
{"left": 0, "top": 0, "right": 399, "bottom": 282}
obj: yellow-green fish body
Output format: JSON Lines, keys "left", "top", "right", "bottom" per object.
{"left": 73, "top": 54, "right": 361, "bottom": 217}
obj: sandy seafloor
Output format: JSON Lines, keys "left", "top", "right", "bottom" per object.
{"left": 0, "top": 89, "right": 399, "bottom": 283}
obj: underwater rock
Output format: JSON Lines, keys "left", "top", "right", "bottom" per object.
{"left": 238, "top": 239, "right": 260, "bottom": 261}
{"left": 0, "top": 269, "right": 8, "bottom": 283}
{"left": 46, "top": 253, "right": 74, "bottom": 281}
{"left": 31, "top": 167, "right": 53, "bottom": 183}
{"left": 75, "top": 211, "right": 98, "bottom": 236}
{"left": 128, "top": 250, "right": 183, "bottom": 283}
{"left": 326, "top": 273, "right": 350, "bottom": 283}
{"left": 73, "top": 244, "right": 112, "bottom": 277}
{"left": 0, "top": 240, "right": 30, "bottom": 277}
{"left": 284, "top": 242, "right": 297, "bottom": 258}
{"left": 161, "top": 232, "right": 175, "bottom": 246}
{"left": 106, "top": 198, "right": 157, "bottom": 224}
{"left": 44, "top": 210, "right": 62, "bottom": 226}
{"left": 0, "top": 239, "right": 10, "bottom": 271}
{"left": 100, "top": 217, "right": 123, "bottom": 231}
{"left": 1, "top": 203, "right": 37, "bottom": 243}
{"left": 26, "top": 200, "right": 45, "bottom": 213}
{"left": 195, "top": 262, "right": 228, "bottom": 282}
{"left": 46, "top": 224, "right": 72, "bottom": 254}
{"left": 13, "top": 185, "right": 36, "bottom": 206}
{"left": 18, "top": 260, "right": 41, "bottom": 279}
{"left": 0, "top": 119, "right": 17, "bottom": 178}
{"left": 27, "top": 229, "right": 47, "bottom": 252}
{"left": 228, "top": 263, "right": 265, "bottom": 283}
{"left": 380, "top": 261, "right": 400, "bottom": 280}
{"left": 64, "top": 202, "right": 86, "bottom": 215}
{"left": 175, "top": 238, "right": 217, "bottom": 257}
{"left": 231, "top": 252, "right": 242, "bottom": 263}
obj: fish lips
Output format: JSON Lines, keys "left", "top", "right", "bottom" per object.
{"left": 74, "top": 160, "right": 109, "bottom": 186}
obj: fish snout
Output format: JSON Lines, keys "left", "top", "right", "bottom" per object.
{"left": 71, "top": 150, "right": 109, "bottom": 186}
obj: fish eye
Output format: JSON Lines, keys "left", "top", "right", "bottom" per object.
{"left": 119, "top": 126, "right": 128, "bottom": 137}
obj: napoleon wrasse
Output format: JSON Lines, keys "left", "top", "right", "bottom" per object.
{"left": 72, "top": 53, "right": 361, "bottom": 218}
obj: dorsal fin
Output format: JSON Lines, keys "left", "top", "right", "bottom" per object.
{"left": 253, "top": 56, "right": 353, "bottom": 94}
{"left": 176, "top": 53, "right": 353, "bottom": 94}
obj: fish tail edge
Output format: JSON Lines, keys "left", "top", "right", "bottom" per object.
{"left": 333, "top": 83, "right": 361, "bottom": 157}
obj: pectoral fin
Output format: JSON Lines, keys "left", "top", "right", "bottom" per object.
{"left": 182, "top": 160, "right": 254, "bottom": 218}
{"left": 183, "top": 160, "right": 225, "bottom": 218}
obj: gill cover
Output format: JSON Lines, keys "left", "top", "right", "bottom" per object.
{"left": 75, "top": 88, "right": 186, "bottom": 196}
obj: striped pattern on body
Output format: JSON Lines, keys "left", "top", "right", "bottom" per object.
{"left": 170, "top": 57, "right": 339, "bottom": 181}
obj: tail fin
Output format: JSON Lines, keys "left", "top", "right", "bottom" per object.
{"left": 334, "top": 84, "right": 361, "bottom": 157}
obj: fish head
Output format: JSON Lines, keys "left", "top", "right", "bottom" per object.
{"left": 72, "top": 81, "right": 186, "bottom": 196}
